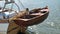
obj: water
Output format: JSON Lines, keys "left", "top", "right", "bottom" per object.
{"left": 0, "top": 0, "right": 60, "bottom": 34}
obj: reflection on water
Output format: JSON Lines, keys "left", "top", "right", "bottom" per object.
{"left": 0, "top": 0, "right": 60, "bottom": 34}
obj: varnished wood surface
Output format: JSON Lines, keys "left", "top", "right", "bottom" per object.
{"left": 0, "top": 19, "right": 9, "bottom": 23}
{"left": 7, "top": 22, "right": 27, "bottom": 34}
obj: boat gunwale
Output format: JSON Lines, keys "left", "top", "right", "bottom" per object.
{"left": 13, "top": 9, "right": 49, "bottom": 21}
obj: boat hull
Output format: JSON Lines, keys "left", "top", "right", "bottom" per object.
{"left": 14, "top": 12, "right": 49, "bottom": 27}
{"left": 14, "top": 8, "right": 49, "bottom": 27}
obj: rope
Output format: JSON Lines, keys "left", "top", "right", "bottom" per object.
{"left": 11, "top": 3, "right": 13, "bottom": 11}
{"left": 9, "top": 2, "right": 20, "bottom": 15}
{"left": 14, "top": 2, "right": 20, "bottom": 12}
{"left": 18, "top": 0, "right": 26, "bottom": 9}
{"left": 2, "top": 2, "right": 7, "bottom": 19}
{"left": 8, "top": 3, "right": 13, "bottom": 19}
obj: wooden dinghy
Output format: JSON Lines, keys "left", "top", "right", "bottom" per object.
{"left": 7, "top": 6, "right": 49, "bottom": 34}
{"left": 13, "top": 6, "right": 49, "bottom": 27}
{"left": 0, "top": 0, "right": 49, "bottom": 34}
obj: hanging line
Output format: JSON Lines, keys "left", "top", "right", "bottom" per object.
{"left": 8, "top": 3, "right": 14, "bottom": 19}
{"left": 10, "top": 3, "right": 18, "bottom": 15}
{"left": 2, "top": 1, "right": 7, "bottom": 19}
{"left": 11, "top": 3, "right": 13, "bottom": 11}
{"left": 7, "top": 0, "right": 20, "bottom": 22}
{"left": 18, "top": 0, "right": 26, "bottom": 9}
{"left": 8, "top": 0, "right": 21, "bottom": 18}
{"left": 14, "top": 2, "right": 20, "bottom": 12}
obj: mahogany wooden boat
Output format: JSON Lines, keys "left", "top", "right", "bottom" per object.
{"left": 0, "top": 0, "right": 49, "bottom": 34}
{"left": 13, "top": 6, "right": 49, "bottom": 27}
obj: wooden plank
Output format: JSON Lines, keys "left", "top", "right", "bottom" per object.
{"left": 7, "top": 22, "right": 20, "bottom": 34}
{"left": 7, "top": 22, "right": 27, "bottom": 34}
{"left": 0, "top": 19, "right": 8, "bottom": 23}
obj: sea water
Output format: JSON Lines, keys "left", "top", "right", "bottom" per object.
{"left": 0, "top": 0, "right": 60, "bottom": 34}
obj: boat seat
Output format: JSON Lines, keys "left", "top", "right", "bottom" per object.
{"left": 40, "top": 9, "right": 48, "bottom": 13}
{"left": 30, "top": 13, "right": 44, "bottom": 16}
{"left": 20, "top": 19, "right": 30, "bottom": 21}
{"left": 0, "top": 19, "right": 8, "bottom": 23}
{"left": 29, "top": 10, "right": 40, "bottom": 14}
{"left": 20, "top": 15, "right": 38, "bottom": 19}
